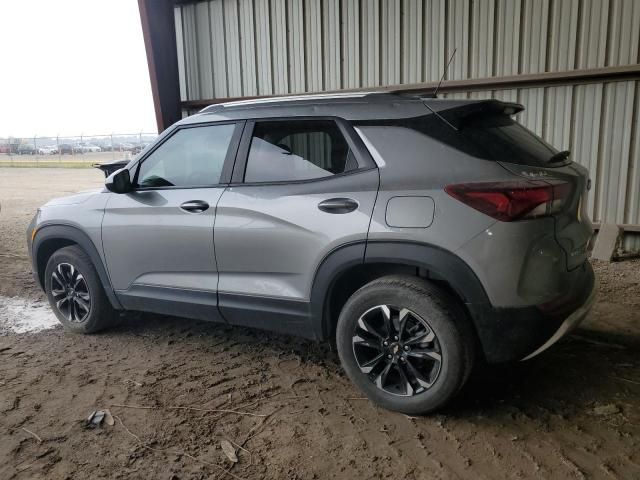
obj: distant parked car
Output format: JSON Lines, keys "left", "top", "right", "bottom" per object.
{"left": 17, "top": 144, "right": 37, "bottom": 155}
{"left": 58, "top": 144, "right": 76, "bottom": 154}
{"left": 113, "top": 142, "right": 135, "bottom": 152}
{"left": 37, "top": 146, "right": 58, "bottom": 155}
{"left": 130, "top": 143, "right": 151, "bottom": 155}
{"left": 74, "top": 143, "right": 102, "bottom": 153}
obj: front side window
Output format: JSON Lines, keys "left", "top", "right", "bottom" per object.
{"left": 244, "top": 120, "right": 358, "bottom": 183}
{"left": 137, "top": 123, "right": 236, "bottom": 188}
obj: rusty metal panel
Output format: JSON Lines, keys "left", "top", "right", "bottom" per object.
{"left": 470, "top": 0, "right": 495, "bottom": 79}
{"left": 381, "top": 0, "right": 401, "bottom": 85}
{"left": 223, "top": 0, "right": 242, "bottom": 97}
{"left": 238, "top": 0, "right": 257, "bottom": 95}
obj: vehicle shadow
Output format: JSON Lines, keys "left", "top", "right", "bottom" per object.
{"left": 113, "top": 312, "right": 639, "bottom": 417}
{"left": 447, "top": 329, "right": 640, "bottom": 416}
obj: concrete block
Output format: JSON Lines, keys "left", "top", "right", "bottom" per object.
{"left": 591, "top": 223, "right": 621, "bottom": 261}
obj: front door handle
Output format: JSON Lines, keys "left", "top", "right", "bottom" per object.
{"left": 180, "top": 200, "right": 209, "bottom": 213}
{"left": 318, "top": 198, "right": 359, "bottom": 214}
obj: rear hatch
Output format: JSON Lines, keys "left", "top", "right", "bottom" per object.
{"left": 427, "top": 100, "right": 593, "bottom": 270}
{"left": 498, "top": 160, "right": 592, "bottom": 271}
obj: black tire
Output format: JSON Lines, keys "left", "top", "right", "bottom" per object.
{"left": 44, "top": 245, "right": 116, "bottom": 333}
{"left": 336, "top": 275, "right": 475, "bottom": 415}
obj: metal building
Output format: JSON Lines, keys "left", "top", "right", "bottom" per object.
{"left": 138, "top": 0, "right": 640, "bottom": 250}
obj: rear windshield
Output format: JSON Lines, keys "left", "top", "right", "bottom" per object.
{"left": 354, "top": 112, "right": 560, "bottom": 167}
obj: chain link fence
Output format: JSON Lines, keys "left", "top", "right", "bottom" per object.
{"left": 0, "top": 133, "right": 158, "bottom": 166}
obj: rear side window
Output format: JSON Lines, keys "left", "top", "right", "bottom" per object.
{"left": 456, "top": 113, "right": 558, "bottom": 166}
{"left": 357, "top": 111, "right": 559, "bottom": 167}
{"left": 244, "top": 120, "right": 358, "bottom": 182}
{"left": 137, "top": 123, "right": 236, "bottom": 188}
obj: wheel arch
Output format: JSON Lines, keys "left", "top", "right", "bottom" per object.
{"left": 310, "top": 240, "right": 491, "bottom": 342}
{"left": 32, "top": 224, "right": 122, "bottom": 309}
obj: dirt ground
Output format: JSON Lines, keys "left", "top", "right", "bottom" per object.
{"left": 1, "top": 167, "right": 639, "bottom": 479}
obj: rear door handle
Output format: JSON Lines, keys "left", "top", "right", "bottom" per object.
{"left": 180, "top": 200, "right": 209, "bottom": 213}
{"left": 318, "top": 198, "right": 359, "bottom": 214}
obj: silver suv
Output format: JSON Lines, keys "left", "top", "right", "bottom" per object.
{"left": 27, "top": 93, "right": 595, "bottom": 414}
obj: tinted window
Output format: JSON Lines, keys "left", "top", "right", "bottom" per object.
{"left": 244, "top": 120, "right": 358, "bottom": 182}
{"left": 457, "top": 113, "right": 558, "bottom": 166}
{"left": 356, "top": 112, "right": 559, "bottom": 167}
{"left": 137, "top": 124, "right": 236, "bottom": 188}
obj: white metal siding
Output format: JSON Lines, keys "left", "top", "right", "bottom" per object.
{"left": 176, "top": 0, "right": 640, "bottom": 249}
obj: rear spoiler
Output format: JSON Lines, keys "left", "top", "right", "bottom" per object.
{"left": 423, "top": 99, "right": 524, "bottom": 131}
{"left": 93, "top": 159, "right": 129, "bottom": 178}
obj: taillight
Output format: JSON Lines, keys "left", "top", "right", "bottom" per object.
{"left": 444, "top": 180, "right": 573, "bottom": 221}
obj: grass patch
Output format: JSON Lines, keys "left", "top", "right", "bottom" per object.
{"left": 0, "top": 161, "right": 94, "bottom": 169}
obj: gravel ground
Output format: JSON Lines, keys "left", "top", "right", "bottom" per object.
{"left": 0, "top": 167, "right": 639, "bottom": 479}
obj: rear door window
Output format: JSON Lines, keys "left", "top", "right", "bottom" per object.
{"left": 244, "top": 120, "right": 358, "bottom": 183}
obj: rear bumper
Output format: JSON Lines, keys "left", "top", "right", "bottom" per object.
{"left": 520, "top": 287, "right": 596, "bottom": 360}
{"left": 469, "top": 261, "right": 595, "bottom": 363}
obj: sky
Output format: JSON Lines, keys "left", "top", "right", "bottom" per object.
{"left": 0, "top": 0, "right": 157, "bottom": 138}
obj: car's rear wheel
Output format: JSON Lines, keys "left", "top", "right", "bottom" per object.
{"left": 336, "top": 275, "right": 474, "bottom": 415}
{"left": 44, "top": 245, "right": 116, "bottom": 333}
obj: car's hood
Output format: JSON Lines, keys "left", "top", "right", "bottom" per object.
{"left": 43, "top": 189, "right": 103, "bottom": 206}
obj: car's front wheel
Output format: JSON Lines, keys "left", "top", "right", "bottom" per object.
{"left": 336, "top": 275, "right": 475, "bottom": 415}
{"left": 44, "top": 245, "right": 116, "bottom": 333}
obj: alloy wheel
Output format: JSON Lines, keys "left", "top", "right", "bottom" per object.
{"left": 50, "top": 263, "right": 91, "bottom": 323}
{"left": 352, "top": 305, "right": 442, "bottom": 396}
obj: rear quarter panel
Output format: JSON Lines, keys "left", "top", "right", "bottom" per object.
{"left": 356, "top": 125, "right": 568, "bottom": 308}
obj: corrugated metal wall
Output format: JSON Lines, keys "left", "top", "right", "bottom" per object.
{"left": 175, "top": 0, "right": 640, "bottom": 250}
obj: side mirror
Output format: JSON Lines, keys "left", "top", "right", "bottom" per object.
{"left": 105, "top": 168, "right": 133, "bottom": 194}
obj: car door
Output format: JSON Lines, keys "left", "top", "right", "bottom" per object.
{"left": 214, "top": 118, "right": 379, "bottom": 335}
{"left": 101, "top": 121, "right": 243, "bottom": 321}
